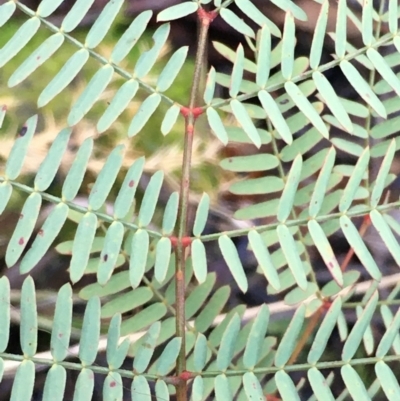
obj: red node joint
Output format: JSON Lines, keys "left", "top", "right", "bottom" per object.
{"left": 363, "top": 214, "right": 371, "bottom": 225}
{"left": 179, "top": 371, "right": 194, "bottom": 381}
{"left": 169, "top": 236, "right": 192, "bottom": 249}
{"left": 197, "top": 8, "right": 217, "bottom": 25}
{"left": 192, "top": 107, "right": 203, "bottom": 119}
{"left": 180, "top": 106, "right": 190, "bottom": 118}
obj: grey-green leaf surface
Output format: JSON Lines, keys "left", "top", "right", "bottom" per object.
{"left": 220, "top": 8, "right": 255, "bottom": 38}
{"left": 275, "top": 370, "right": 301, "bottom": 401}
{"left": 218, "top": 235, "right": 248, "bottom": 293}
{"left": 42, "top": 364, "right": 67, "bottom": 401}
{"left": 157, "top": 2, "right": 199, "bottom": 22}
{"left": 38, "top": 49, "right": 89, "bottom": 107}
{"left": 340, "top": 60, "right": 386, "bottom": 118}
{"left": 10, "top": 360, "right": 35, "bottom": 401}
{"left": 274, "top": 304, "right": 305, "bottom": 367}
{"left": 341, "top": 364, "right": 369, "bottom": 400}
{"left": 138, "top": 170, "right": 164, "bottom": 227}
{"left": 34, "top": 128, "right": 72, "bottom": 191}
{"left": 72, "top": 368, "right": 95, "bottom": 401}
{"left": 206, "top": 107, "right": 229, "bottom": 144}
{"left": 133, "top": 322, "right": 161, "bottom": 374}
{"left": 6, "top": 192, "right": 42, "bottom": 268}
{"left": 340, "top": 215, "right": 381, "bottom": 280}
{"left": 285, "top": 81, "right": 329, "bottom": 138}
{"left": 192, "top": 239, "right": 208, "bottom": 284}
{"left": 217, "top": 314, "right": 241, "bottom": 371}
{"left": 0, "top": 17, "right": 40, "bottom": 68}
{"left": 61, "top": 0, "right": 96, "bottom": 33}
{"left": 248, "top": 230, "right": 280, "bottom": 290}
{"left": 243, "top": 304, "right": 269, "bottom": 368}
{"left": 8, "top": 33, "right": 64, "bottom": 87}
{"left": 342, "top": 291, "right": 378, "bottom": 362}
{"left": 156, "top": 337, "right": 182, "bottom": 375}
{"left": 277, "top": 154, "right": 302, "bottom": 222}
{"left": 20, "top": 202, "right": 69, "bottom": 274}
{"left": 62, "top": 137, "right": 93, "bottom": 202}
{"left": 310, "top": 0, "right": 329, "bottom": 69}
{"left": 68, "top": 65, "right": 114, "bottom": 126}
{"left": 110, "top": 10, "right": 152, "bottom": 64}
{"left": 20, "top": 276, "right": 37, "bottom": 357}
{"left": 79, "top": 297, "right": 101, "bottom": 366}
{"left": 0, "top": 277, "right": 10, "bottom": 353}
{"left": 277, "top": 224, "right": 308, "bottom": 290}
{"left": 70, "top": 212, "right": 98, "bottom": 283}
{"left": 51, "top": 284, "right": 73, "bottom": 362}
{"left": 97, "top": 221, "right": 124, "bottom": 285}
{"left": 308, "top": 297, "right": 342, "bottom": 364}
{"left": 230, "top": 99, "right": 261, "bottom": 147}
{"left": 84, "top": 0, "right": 123, "bottom": 49}
{"left": 6, "top": 114, "right": 38, "bottom": 180}
{"left": 129, "top": 229, "right": 149, "bottom": 288}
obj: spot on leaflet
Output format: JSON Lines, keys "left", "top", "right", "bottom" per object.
{"left": 129, "top": 180, "right": 134, "bottom": 188}
{"left": 103, "top": 254, "right": 108, "bottom": 262}
{"left": 38, "top": 229, "right": 44, "bottom": 236}
{"left": 280, "top": 98, "right": 289, "bottom": 105}
{"left": 19, "top": 126, "right": 27, "bottom": 137}
{"left": 109, "top": 381, "right": 116, "bottom": 388}
{"left": 58, "top": 332, "right": 63, "bottom": 338}
{"left": 19, "top": 213, "right": 24, "bottom": 220}
{"left": 19, "top": 237, "right": 24, "bottom": 245}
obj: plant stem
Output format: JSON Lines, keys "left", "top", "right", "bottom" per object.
{"left": 174, "top": 8, "right": 211, "bottom": 401}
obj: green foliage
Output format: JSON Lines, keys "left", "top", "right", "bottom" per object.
{"left": 2, "top": 0, "right": 400, "bottom": 400}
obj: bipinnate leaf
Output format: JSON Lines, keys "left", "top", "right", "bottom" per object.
{"left": 217, "top": 314, "right": 241, "bottom": 371}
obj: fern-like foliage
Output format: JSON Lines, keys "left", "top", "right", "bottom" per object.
{"left": 2, "top": 0, "right": 400, "bottom": 400}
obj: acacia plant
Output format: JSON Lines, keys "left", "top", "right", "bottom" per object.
{"left": 2, "top": 0, "right": 400, "bottom": 400}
